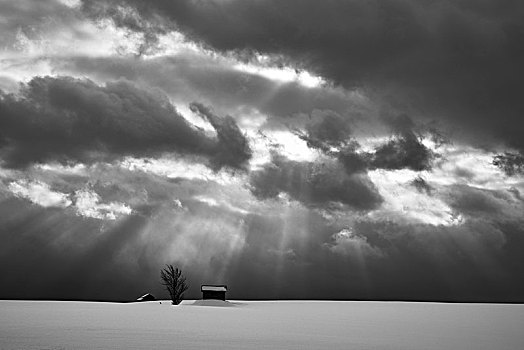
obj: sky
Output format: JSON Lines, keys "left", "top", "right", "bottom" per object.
{"left": 0, "top": 0, "right": 523, "bottom": 302}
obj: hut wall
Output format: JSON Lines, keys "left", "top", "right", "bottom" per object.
{"left": 202, "top": 290, "right": 226, "bottom": 300}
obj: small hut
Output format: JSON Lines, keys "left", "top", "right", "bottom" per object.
{"left": 201, "top": 285, "right": 227, "bottom": 301}
{"left": 136, "top": 293, "right": 156, "bottom": 302}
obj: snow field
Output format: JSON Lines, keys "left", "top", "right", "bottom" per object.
{"left": 1, "top": 300, "right": 523, "bottom": 350}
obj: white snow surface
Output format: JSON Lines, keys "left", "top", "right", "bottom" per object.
{"left": 0, "top": 300, "right": 523, "bottom": 350}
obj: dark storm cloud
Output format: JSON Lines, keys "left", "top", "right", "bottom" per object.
{"left": 189, "top": 102, "right": 252, "bottom": 170}
{"left": 80, "top": 0, "right": 428, "bottom": 72}
{"left": 293, "top": 111, "right": 370, "bottom": 174}
{"left": 249, "top": 153, "right": 383, "bottom": 211}
{"left": 297, "top": 112, "right": 435, "bottom": 173}
{"left": 410, "top": 176, "right": 434, "bottom": 195}
{"left": 507, "top": 187, "right": 522, "bottom": 201}
{"left": 492, "top": 152, "right": 524, "bottom": 176}
{"left": 81, "top": 0, "right": 524, "bottom": 151}
{"left": 0, "top": 76, "right": 250, "bottom": 169}
{"left": 57, "top": 55, "right": 362, "bottom": 121}
{"left": 293, "top": 110, "right": 356, "bottom": 153}
{"left": 300, "top": 111, "right": 353, "bottom": 149}
{"left": 445, "top": 184, "right": 522, "bottom": 220}
{"left": 370, "top": 117, "right": 435, "bottom": 172}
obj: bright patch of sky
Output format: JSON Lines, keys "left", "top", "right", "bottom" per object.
{"left": 140, "top": 31, "right": 204, "bottom": 58}
{"left": 74, "top": 188, "right": 132, "bottom": 220}
{"left": 328, "top": 228, "right": 383, "bottom": 257}
{"left": 36, "top": 163, "right": 87, "bottom": 176}
{"left": 0, "top": 17, "right": 140, "bottom": 89}
{"left": 56, "top": 0, "right": 81, "bottom": 7}
{"left": 364, "top": 142, "right": 524, "bottom": 226}
{"left": 247, "top": 129, "right": 319, "bottom": 170}
{"left": 433, "top": 145, "right": 524, "bottom": 192}
{"left": 161, "top": 210, "right": 247, "bottom": 271}
{"left": 358, "top": 136, "right": 392, "bottom": 153}
{"left": 0, "top": 3, "right": 325, "bottom": 93}
{"left": 144, "top": 30, "right": 327, "bottom": 90}
{"left": 7, "top": 179, "right": 131, "bottom": 220}
{"left": 368, "top": 169, "right": 463, "bottom": 226}
{"left": 8, "top": 180, "right": 72, "bottom": 208}
{"left": 120, "top": 156, "right": 240, "bottom": 185}
{"left": 233, "top": 61, "right": 325, "bottom": 88}
{"left": 193, "top": 195, "right": 250, "bottom": 215}
{"left": 176, "top": 104, "right": 217, "bottom": 132}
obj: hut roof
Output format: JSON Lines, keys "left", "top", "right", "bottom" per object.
{"left": 201, "top": 285, "right": 227, "bottom": 292}
{"left": 136, "top": 293, "right": 156, "bottom": 301}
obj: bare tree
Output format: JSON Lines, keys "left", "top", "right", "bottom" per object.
{"left": 160, "top": 264, "right": 189, "bottom": 305}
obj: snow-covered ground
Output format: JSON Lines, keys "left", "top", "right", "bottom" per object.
{"left": 1, "top": 300, "right": 523, "bottom": 349}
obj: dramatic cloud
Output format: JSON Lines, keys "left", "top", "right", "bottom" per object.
{"left": 0, "top": 0, "right": 523, "bottom": 303}
{"left": 8, "top": 180, "right": 72, "bottom": 208}
{"left": 493, "top": 152, "right": 524, "bottom": 176}
{"left": 0, "top": 76, "right": 250, "bottom": 169}
{"left": 249, "top": 153, "right": 383, "bottom": 211}
{"left": 189, "top": 102, "right": 252, "bottom": 170}
{"left": 1, "top": 159, "right": 523, "bottom": 301}
{"left": 54, "top": 54, "right": 368, "bottom": 123}
{"left": 445, "top": 184, "right": 523, "bottom": 221}
{"left": 297, "top": 110, "right": 354, "bottom": 150}
{"left": 74, "top": 188, "right": 132, "bottom": 220}
{"left": 80, "top": 0, "right": 524, "bottom": 150}
{"left": 369, "top": 114, "right": 435, "bottom": 171}
{"left": 297, "top": 112, "right": 436, "bottom": 173}
{"left": 327, "top": 228, "right": 383, "bottom": 258}
{"left": 410, "top": 175, "right": 434, "bottom": 195}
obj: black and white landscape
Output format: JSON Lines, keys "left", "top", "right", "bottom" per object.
{"left": 1, "top": 0, "right": 524, "bottom": 348}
